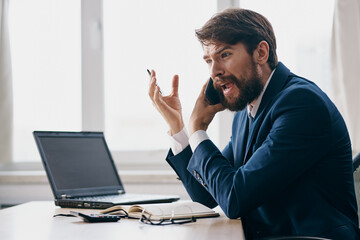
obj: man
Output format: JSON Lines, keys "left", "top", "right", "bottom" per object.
{"left": 148, "top": 8, "right": 360, "bottom": 239}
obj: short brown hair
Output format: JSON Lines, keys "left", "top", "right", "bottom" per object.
{"left": 195, "top": 8, "right": 278, "bottom": 69}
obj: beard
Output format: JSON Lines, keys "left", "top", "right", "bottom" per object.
{"left": 214, "top": 62, "right": 264, "bottom": 112}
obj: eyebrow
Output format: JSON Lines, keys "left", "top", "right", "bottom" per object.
{"left": 203, "top": 45, "right": 233, "bottom": 60}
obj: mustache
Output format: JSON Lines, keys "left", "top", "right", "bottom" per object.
{"left": 214, "top": 75, "right": 237, "bottom": 83}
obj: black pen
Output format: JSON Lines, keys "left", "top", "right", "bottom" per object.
{"left": 147, "top": 69, "right": 162, "bottom": 95}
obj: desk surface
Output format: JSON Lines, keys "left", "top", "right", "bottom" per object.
{"left": 0, "top": 201, "right": 245, "bottom": 240}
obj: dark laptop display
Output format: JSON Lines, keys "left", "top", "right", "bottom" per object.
{"left": 33, "top": 131, "right": 179, "bottom": 209}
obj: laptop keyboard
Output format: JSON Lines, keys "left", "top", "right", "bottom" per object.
{"left": 77, "top": 194, "right": 134, "bottom": 202}
{"left": 77, "top": 193, "right": 153, "bottom": 202}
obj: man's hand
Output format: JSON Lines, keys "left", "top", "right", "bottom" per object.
{"left": 189, "top": 81, "right": 225, "bottom": 136}
{"left": 148, "top": 70, "right": 184, "bottom": 135}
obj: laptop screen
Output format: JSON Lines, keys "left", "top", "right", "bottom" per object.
{"left": 34, "top": 132, "right": 124, "bottom": 198}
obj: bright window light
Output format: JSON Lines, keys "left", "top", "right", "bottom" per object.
{"left": 8, "top": 0, "right": 335, "bottom": 161}
{"left": 103, "top": 0, "right": 218, "bottom": 151}
{"left": 9, "top": 0, "right": 81, "bottom": 162}
{"left": 240, "top": 0, "right": 335, "bottom": 93}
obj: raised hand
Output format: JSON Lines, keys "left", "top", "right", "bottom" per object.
{"left": 148, "top": 70, "right": 184, "bottom": 135}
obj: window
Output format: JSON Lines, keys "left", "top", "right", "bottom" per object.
{"left": 103, "top": 0, "right": 218, "bottom": 151}
{"left": 103, "top": 0, "right": 335, "bottom": 153}
{"left": 9, "top": 0, "right": 81, "bottom": 162}
{"left": 240, "top": 0, "right": 335, "bottom": 93}
{"left": 7, "top": 0, "right": 335, "bottom": 163}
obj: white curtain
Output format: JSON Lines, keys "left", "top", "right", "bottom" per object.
{"left": 331, "top": 0, "right": 360, "bottom": 154}
{"left": 0, "top": 0, "right": 12, "bottom": 163}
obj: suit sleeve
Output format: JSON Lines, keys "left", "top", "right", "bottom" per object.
{"left": 166, "top": 137, "right": 235, "bottom": 208}
{"left": 186, "top": 87, "right": 333, "bottom": 218}
{"left": 166, "top": 146, "right": 218, "bottom": 208}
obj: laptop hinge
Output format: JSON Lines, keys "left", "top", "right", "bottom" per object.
{"left": 118, "top": 190, "right": 125, "bottom": 194}
{"left": 61, "top": 194, "right": 67, "bottom": 199}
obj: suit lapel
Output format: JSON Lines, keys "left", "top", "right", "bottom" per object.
{"left": 243, "top": 62, "right": 291, "bottom": 164}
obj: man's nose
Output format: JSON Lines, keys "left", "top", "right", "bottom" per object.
{"left": 210, "top": 61, "right": 224, "bottom": 79}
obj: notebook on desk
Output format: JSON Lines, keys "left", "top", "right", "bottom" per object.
{"left": 33, "top": 131, "right": 179, "bottom": 209}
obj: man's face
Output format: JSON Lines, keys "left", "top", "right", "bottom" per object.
{"left": 203, "top": 42, "right": 264, "bottom": 111}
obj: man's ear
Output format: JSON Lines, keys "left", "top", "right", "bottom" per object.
{"left": 254, "top": 40, "right": 269, "bottom": 64}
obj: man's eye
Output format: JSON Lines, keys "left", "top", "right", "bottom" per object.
{"left": 205, "top": 59, "right": 212, "bottom": 64}
{"left": 221, "top": 52, "right": 231, "bottom": 58}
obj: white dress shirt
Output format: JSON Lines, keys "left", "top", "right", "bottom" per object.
{"left": 169, "top": 69, "right": 275, "bottom": 155}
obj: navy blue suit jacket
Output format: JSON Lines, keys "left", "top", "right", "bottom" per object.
{"left": 166, "top": 63, "right": 360, "bottom": 239}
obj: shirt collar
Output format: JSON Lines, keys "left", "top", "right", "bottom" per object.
{"left": 247, "top": 68, "right": 276, "bottom": 118}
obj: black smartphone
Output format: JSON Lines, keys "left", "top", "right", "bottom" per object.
{"left": 205, "top": 78, "right": 221, "bottom": 105}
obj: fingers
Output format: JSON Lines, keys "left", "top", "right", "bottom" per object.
{"left": 148, "top": 69, "right": 157, "bottom": 100}
{"left": 148, "top": 69, "right": 165, "bottom": 106}
{"left": 171, "top": 75, "right": 179, "bottom": 97}
{"left": 200, "top": 81, "right": 208, "bottom": 97}
{"left": 153, "top": 85, "right": 164, "bottom": 110}
{"left": 153, "top": 86, "right": 175, "bottom": 120}
{"left": 196, "top": 80, "right": 209, "bottom": 104}
{"left": 213, "top": 102, "right": 226, "bottom": 112}
{"left": 147, "top": 70, "right": 164, "bottom": 110}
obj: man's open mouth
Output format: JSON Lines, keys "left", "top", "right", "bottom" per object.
{"left": 220, "top": 82, "right": 234, "bottom": 95}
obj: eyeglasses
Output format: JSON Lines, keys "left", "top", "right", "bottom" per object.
{"left": 139, "top": 214, "right": 196, "bottom": 225}
{"left": 138, "top": 204, "right": 197, "bottom": 225}
{"left": 111, "top": 209, "right": 128, "bottom": 218}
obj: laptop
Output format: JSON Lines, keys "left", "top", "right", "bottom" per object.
{"left": 33, "top": 131, "right": 180, "bottom": 209}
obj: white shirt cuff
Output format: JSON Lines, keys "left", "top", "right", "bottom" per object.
{"left": 168, "top": 128, "right": 189, "bottom": 155}
{"left": 189, "top": 130, "right": 209, "bottom": 152}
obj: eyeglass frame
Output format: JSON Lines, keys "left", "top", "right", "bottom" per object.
{"left": 139, "top": 214, "right": 197, "bottom": 225}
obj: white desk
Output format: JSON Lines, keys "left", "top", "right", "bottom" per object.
{"left": 0, "top": 201, "right": 245, "bottom": 240}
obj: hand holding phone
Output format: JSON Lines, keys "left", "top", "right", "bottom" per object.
{"left": 205, "top": 78, "right": 221, "bottom": 105}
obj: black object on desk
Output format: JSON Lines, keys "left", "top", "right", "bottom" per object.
{"left": 70, "top": 211, "right": 121, "bottom": 223}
